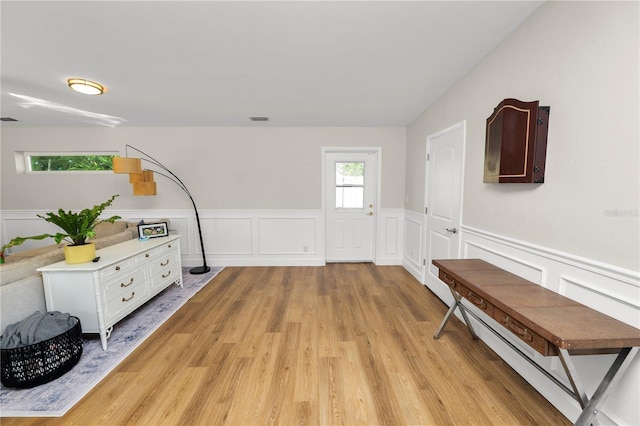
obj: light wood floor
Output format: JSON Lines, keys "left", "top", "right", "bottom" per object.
{"left": 3, "top": 265, "right": 571, "bottom": 425}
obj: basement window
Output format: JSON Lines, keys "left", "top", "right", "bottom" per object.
{"left": 19, "top": 152, "right": 118, "bottom": 173}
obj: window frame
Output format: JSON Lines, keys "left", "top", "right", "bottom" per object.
{"left": 334, "top": 161, "right": 365, "bottom": 210}
{"left": 21, "top": 151, "right": 119, "bottom": 174}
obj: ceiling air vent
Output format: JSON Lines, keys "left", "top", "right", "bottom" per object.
{"left": 1, "top": 117, "right": 18, "bottom": 122}
{"left": 250, "top": 116, "right": 269, "bottom": 122}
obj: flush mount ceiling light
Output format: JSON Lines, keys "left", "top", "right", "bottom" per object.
{"left": 67, "top": 78, "right": 106, "bottom": 95}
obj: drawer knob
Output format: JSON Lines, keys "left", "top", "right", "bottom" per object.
{"left": 121, "top": 277, "right": 134, "bottom": 288}
{"left": 122, "top": 292, "right": 135, "bottom": 302}
{"left": 115, "top": 266, "right": 121, "bottom": 271}
{"left": 160, "top": 259, "right": 170, "bottom": 267}
{"left": 146, "top": 253, "right": 150, "bottom": 258}
{"left": 168, "top": 244, "right": 172, "bottom": 248}
{"left": 162, "top": 270, "right": 171, "bottom": 279}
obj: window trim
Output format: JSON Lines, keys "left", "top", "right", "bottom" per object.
{"left": 335, "top": 161, "right": 366, "bottom": 210}
{"left": 20, "top": 151, "right": 118, "bottom": 174}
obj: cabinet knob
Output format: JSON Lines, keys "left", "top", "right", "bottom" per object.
{"left": 115, "top": 266, "right": 120, "bottom": 271}
{"left": 145, "top": 253, "right": 150, "bottom": 258}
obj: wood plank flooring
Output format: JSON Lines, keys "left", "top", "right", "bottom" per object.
{"left": 3, "top": 264, "right": 571, "bottom": 425}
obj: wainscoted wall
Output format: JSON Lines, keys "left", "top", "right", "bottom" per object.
{"left": 5, "top": 205, "right": 638, "bottom": 423}
{"left": 402, "top": 213, "right": 640, "bottom": 425}
{"left": 1, "top": 208, "right": 404, "bottom": 267}
{"left": 402, "top": 209, "right": 425, "bottom": 281}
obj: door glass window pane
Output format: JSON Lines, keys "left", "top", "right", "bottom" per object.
{"left": 335, "top": 162, "right": 364, "bottom": 209}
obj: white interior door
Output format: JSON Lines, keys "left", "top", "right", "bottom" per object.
{"left": 424, "top": 122, "right": 465, "bottom": 299}
{"left": 325, "top": 151, "right": 376, "bottom": 262}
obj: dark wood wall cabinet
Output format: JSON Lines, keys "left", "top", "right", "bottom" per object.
{"left": 484, "top": 98, "right": 550, "bottom": 183}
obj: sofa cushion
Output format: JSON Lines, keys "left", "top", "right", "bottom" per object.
{"left": 93, "top": 220, "right": 132, "bottom": 238}
{"left": 3, "top": 244, "right": 64, "bottom": 263}
{"left": 0, "top": 249, "right": 65, "bottom": 286}
{"left": 93, "top": 229, "right": 137, "bottom": 250}
{"left": 0, "top": 275, "right": 48, "bottom": 333}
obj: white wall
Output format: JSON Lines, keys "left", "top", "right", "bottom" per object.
{"left": 405, "top": 1, "right": 639, "bottom": 272}
{"left": 0, "top": 126, "right": 406, "bottom": 265}
{"left": 403, "top": 2, "right": 640, "bottom": 424}
{"left": 1, "top": 126, "right": 406, "bottom": 211}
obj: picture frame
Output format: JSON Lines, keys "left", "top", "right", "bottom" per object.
{"left": 138, "top": 222, "right": 169, "bottom": 239}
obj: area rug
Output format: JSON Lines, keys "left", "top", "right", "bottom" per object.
{"left": 0, "top": 266, "right": 223, "bottom": 417}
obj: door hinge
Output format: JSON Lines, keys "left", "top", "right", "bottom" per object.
{"left": 425, "top": 207, "right": 428, "bottom": 214}
{"left": 427, "top": 153, "right": 430, "bottom": 161}
{"left": 423, "top": 259, "right": 426, "bottom": 266}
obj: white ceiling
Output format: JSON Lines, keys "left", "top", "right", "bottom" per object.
{"left": 1, "top": 1, "right": 543, "bottom": 127}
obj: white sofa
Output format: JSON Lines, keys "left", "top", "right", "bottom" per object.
{"left": 0, "top": 221, "right": 141, "bottom": 333}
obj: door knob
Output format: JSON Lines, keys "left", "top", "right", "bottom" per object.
{"left": 446, "top": 227, "right": 457, "bottom": 234}
{"left": 367, "top": 212, "right": 374, "bottom": 216}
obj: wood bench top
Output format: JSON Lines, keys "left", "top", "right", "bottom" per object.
{"left": 433, "top": 259, "right": 640, "bottom": 352}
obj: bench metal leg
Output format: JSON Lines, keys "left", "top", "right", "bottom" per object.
{"left": 434, "top": 289, "right": 478, "bottom": 340}
{"left": 574, "top": 347, "right": 638, "bottom": 426}
{"left": 557, "top": 348, "right": 590, "bottom": 409}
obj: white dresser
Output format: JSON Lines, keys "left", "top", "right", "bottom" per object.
{"left": 38, "top": 235, "right": 183, "bottom": 350}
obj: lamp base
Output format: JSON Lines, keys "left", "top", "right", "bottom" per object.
{"left": 189, "top": 265, "right": 211, "bottom": 275}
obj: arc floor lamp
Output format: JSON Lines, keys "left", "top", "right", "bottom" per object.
{"left": 112, "top": 144, "right": 211, "bottom": 275}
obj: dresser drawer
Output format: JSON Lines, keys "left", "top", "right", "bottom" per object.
{"left": 135, "top": 249, "right": 154, "bottom": 263}
{"left": 104, "top": 283, "right": 149, "bottom": 323}
{"left": 103, "top": 268, "right": 146, "bottom": 302}
{"left": 461, "top": 286, "right": 494, "bottom": 317}
{"left": 150, "top": 251, "right": 179, "bottom": 272}
{"left": 439, "top": 271, "right": 465, "bottom": 294}
{"left": 155, "top": 240, "right": 178, "bottom": 255}
{"left": 134, "top": 240, "right": 177, "bottom": 263}
{"left": 150, "top": 252, "right": 180, "bottom": 291}
{"left": 101, "top": 258, "right": 135, "bottom": 279}
{"left": 493, "top": 308, "right": 557, "bottom": 356}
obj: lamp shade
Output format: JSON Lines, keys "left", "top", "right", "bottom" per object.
{"left": 113, "top": 157, "right": 142, "bottom": 174}
{"left": 133, "top": 181, "right": 157, "bottom": 196}
{"left": 129, "top": 172, "right": 144, "bottom": 183}
{"left": 129, "top": 170, "right": 154, "bottom": 183}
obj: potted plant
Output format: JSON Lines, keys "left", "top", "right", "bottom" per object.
{"left": 0, "top": 195, "right": 121, "bottom": 264}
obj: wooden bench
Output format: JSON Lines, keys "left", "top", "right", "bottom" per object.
{"left": 432, "top": 258, "right": 640, "bottom": 426}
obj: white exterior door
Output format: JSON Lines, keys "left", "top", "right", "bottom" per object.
{"left": 424, "top": 122, "right": 465, "bottom": 300}
{"left": 325, "top": 151, "right": 377, "bottom": 262}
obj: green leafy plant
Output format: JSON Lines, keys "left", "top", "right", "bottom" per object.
{"left": 1, "top": 195, "right": 121, "bottom": 258}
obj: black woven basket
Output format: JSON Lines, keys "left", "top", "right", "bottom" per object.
{"left": 1, "top": 317, "right": 83, "bottom": 388}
